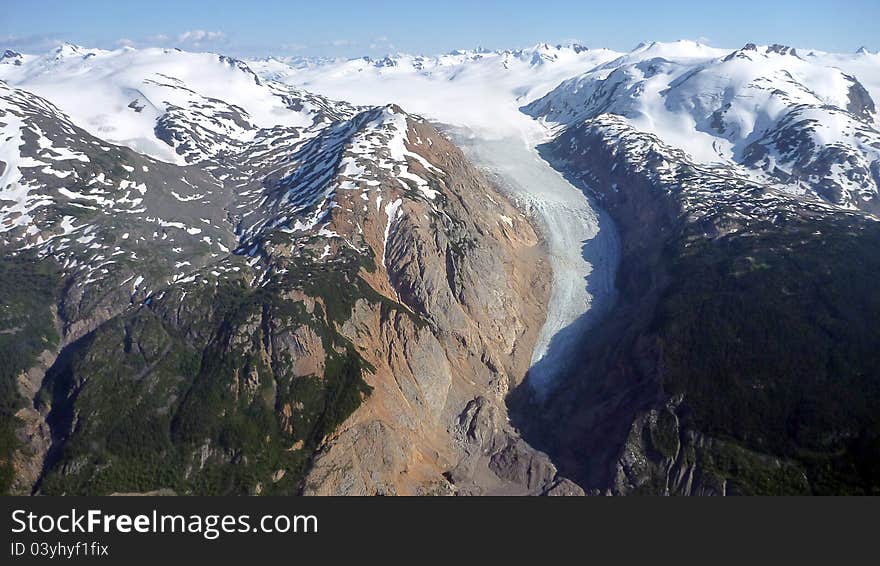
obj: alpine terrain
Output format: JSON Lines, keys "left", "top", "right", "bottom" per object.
{"left": 1, "top": 39, "right": 878, "bottom": 495}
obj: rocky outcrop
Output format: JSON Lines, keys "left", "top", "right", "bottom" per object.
{"left": 610, "top": 397, "right": 810, "bottom": 496}
{"left": 10, "top": 347, "right": 58, "bottom": 495}
{"left": 303, "top": 113, "right": 577, "bottom": 495}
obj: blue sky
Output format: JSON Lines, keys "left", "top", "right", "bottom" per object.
{"left": 2, "top": 0, "right": 878, "bottom": 57}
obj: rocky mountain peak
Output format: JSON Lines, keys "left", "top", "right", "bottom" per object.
{"left": 1, "top": 49, "right": 22, "bottom": 65}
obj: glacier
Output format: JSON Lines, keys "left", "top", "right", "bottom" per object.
{"left": 252, "top": 43, "right": 626, "bottom": 395}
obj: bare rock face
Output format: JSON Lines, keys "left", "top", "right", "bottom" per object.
{"left": 303, "top": 112, "right": 574, "bottom": 495}
{"left": 446, "top": 396, "right": 582, "bottom": 495}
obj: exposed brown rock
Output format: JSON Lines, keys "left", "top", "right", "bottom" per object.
{"left": 9, "top": 311, "right": 60, "bottom": 496}
{"left": 302, "top": 114, "right": 575, "bottom": 495}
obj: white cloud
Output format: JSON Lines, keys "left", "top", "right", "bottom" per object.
{"left": 109, "top": 32, "right": 228, "bottom": 51}
{"left": 368, "top": 35, "right": 395, "bottom": 51}
{"left": 1, "top": 34, "right": 65, "bottom": 53}
{"left": 281, "top": 43, "right": 307, "bottom": 52}
{"left": 177, "top": 30, "right": 225, "bottom": 44}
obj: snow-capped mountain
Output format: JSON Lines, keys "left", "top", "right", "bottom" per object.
{"left": 505, "top": 42, "right": 880, "bottom": 496}
{"left": 524, "top": 41, "right": 880, "bottom": 213}
{"left": 249, "top": 39, "right": 880, "bottom": 215}
{"left": 248, "top": 43, "right": 631, "bottom": 389}
{"left": 0, "top": 44, "right": 371, "bottom": 309}
{"left": 0, "top": 44, "right": 355, "bottom": 163}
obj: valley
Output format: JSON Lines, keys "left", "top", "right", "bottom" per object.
{"left": 258, "top": 45, "right": 625, "bottom": 396}
{"left": 1, "top": 39, "right": 879, "bottom": 495}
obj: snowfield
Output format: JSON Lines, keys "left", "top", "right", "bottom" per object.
{"left": 0, "top": 44, "right": 328, "bottom": 164}
{"left": 524, "top": 42, "right": 880, "bottom": 213}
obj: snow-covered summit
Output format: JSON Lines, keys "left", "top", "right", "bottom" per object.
{"left": 0, "top": 45, "right": 344, "bottom": 163}
{"left": 524, "top": 41, "right": 880, "bottom": 213}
